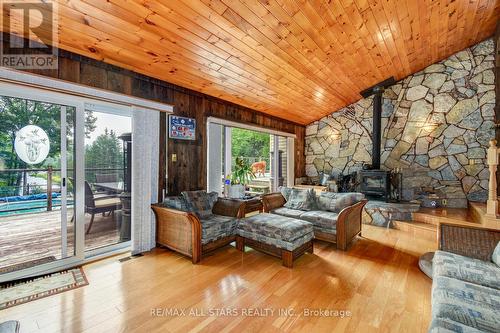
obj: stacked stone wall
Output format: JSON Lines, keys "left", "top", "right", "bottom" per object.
{"left": 305, "top": 39, "right": 496, "bottom": 207}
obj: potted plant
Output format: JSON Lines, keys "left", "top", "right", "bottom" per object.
{"left": 226, "top": 157, "right": 255, "bottom": 198}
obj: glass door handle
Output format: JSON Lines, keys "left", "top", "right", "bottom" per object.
{"left": 62, "top": 178, "right": 66, "bottom": 187}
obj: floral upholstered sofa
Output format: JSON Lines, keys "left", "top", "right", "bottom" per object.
{"left": 262, "top": 187, "right": 367, "bottom": 250}
{"left": 429, "top": 223, "right": 500, "bottom": 333}
{"left": 151, "top": 190, "right": 245, "bottom": 263}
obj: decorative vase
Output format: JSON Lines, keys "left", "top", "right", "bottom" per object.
{"left": 228, "top": 184, "right": 245, "bottom": 198}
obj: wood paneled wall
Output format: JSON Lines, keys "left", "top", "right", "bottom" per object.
{"left": 9, "top": 45, "right": 305, "bottom": 198}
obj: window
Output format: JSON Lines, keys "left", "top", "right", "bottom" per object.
{"left": 207, "top": 118, "right": 295, "bottom": 196}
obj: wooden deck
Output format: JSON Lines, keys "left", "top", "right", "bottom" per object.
{"left": 0, "top": 210, "right": 122, "bottom": 272}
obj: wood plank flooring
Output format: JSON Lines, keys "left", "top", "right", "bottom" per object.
{"left": 0, "top": 211, "right": 122, "bottom": 270}
{"left": 0, "top": 224, "right": 436, "bottom": 333}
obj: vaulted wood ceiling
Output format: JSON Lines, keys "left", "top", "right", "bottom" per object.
{"left": 3, "top": 0, "right": 499, "bottom": 124}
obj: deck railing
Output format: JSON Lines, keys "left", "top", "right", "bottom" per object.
{"left": 0, "top": 167, "right": 124, "bottom": 212}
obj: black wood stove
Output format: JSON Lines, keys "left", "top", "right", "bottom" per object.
{"left": 359, "top": 170, "right": 390, "bottom": 202}
{"left": 358, "top": 77, "right": 395, "bottom": 202}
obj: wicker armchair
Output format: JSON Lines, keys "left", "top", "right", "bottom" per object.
{"left": 262, "top": 192, "right": 368, "bottom": 250}
{"left": 438, "top": 222, "right": 500, "bottom": 261}
{"left": 151, "top": 198, "right": 245, "bottom": 264}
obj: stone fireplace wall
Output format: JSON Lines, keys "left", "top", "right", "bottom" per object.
{"left": 305, "top": 39, "right": 496, "bottom": 208}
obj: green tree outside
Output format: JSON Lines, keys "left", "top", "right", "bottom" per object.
{"left": 84, "top": 128, "right": 124, "bottom": 182}
{"left": 0, "top": 96, "right": 96, "bottom": 196}
{"left": 231, "top": 128, "right": 270, "bottom": 171}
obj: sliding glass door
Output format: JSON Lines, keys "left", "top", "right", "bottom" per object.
{"left": 83, "top": 102, "right": 132, "bottom": 253}
{"left": 0, "top": 90, "right": 80, "bottom": 281}
{"left": 0, "top": 83, "right": 133, "bottom": 282}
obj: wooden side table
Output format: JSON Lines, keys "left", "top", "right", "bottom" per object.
{"left": 242, "top": 198, "right": 263, "bottom": 215}
{"left": 226, "top": 197, "right": 263, "bottom": 216}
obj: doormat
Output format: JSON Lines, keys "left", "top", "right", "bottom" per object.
{"left": 0, "top": 267, "right": 88, "bottom": 310}
{"left": 0, "top": 256, "right": 56, "bottom": 275}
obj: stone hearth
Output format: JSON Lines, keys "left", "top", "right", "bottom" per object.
{"left": 363, "top": 201, "right": 421, "bottom": 228}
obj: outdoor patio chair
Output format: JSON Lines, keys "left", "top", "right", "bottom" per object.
{"left": 85, "top": 181, "right": 122, "bottom": 234}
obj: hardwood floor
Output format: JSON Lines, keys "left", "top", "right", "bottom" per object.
{"left": 0, "top": 225, "right": 436, "bottom": 333}
{"left": 0, "top": 211, "right": 123, "bottom": 271}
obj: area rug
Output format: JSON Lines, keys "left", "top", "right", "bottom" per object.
{"left": 0, "top": 267, "right": 88, "bottom": 310}
{"left": 0, "top": 256, "right": 56, "bottom": 275}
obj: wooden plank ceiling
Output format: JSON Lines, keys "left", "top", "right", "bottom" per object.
{"left": 3, "top": 0, "right": 499, "bottom": 125}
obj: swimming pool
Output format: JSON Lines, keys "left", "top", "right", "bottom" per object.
{"left": 0, "top": 199, "right": 74, "bottom": 217}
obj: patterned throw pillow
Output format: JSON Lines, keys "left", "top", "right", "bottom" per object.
{"left": 161, "top": 196, "right": 189, "bottom": 211}
{"left": 278, "top": 186, "right": 293, "bottom": 201}
{"left": 181, "top": 190, "right": 219, "bottom": 219}
{"left": 207, "top": 191, "right": 219, "bottom": 209}
{"left": 283, "top": 188, "right": 316, "bottom": 211}
{"left": 492, "top": 241, "right": 500, "bottom": 266}
{"left": 317, "top": 192, "right": 364, "bottom": 213}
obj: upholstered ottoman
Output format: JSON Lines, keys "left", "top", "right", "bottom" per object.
{"left": 236, "top": 213, "right": 314, "bottom": 268}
